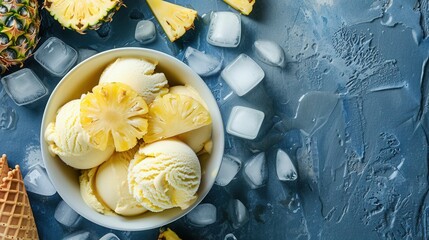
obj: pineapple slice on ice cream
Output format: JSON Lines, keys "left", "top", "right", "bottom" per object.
{"left": 80, "top": 82, "right": 149, "bottom": 152}
{"left": 143, "top": 93, "right": 211, "bottom": 143}
{"left": 43, "top": 0, "right": 124, "bottom": 33}
{"left": 146, "top": 0, "right": 197, "bottom": 42}
{"left": 224, "top": 0, "right": 255, "bottom": 15}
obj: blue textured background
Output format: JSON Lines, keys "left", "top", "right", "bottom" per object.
{"left": 1, "top": 0, "right": 429, "bottom": 239}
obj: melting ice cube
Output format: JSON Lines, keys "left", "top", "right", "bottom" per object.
{"left": 215, "top": 154, "right": 242, "bottom": 186}
{"left": 1, "top": 68, "right": 48, "bottom": 106}
{"left": 23, "top": 165, "right": 56, "bottom": 196}
{"left": 184, "top": 47, "right": 222, "bottom": 77}
{"left": 134, "top": 20, "right": 156, "bottom": 44}
{"left": 99, "top": 233, "right": 120, "bottom": 240}
{"left": 221, "top": 54, "right": 265, "bottom": 96}
{"left": 62, "top": 231, "right": 90, "bottom": 240}
{"left": 207, "top": 11, "right": 241, "bottom": 47}
{"left": 243, "top": 152, "right": 267, "bottom": 189}
{"left": 226, "top": 106, "right": 265, "bottom": 140}
{"left": 34, "top": 37, "right": 78, "bottom": 77}
{"left": 228, "top": 199, "right": 249, "bottom": 229}
{"left": 253, "top": 40, "right": 286, "bottom": 67}
{"left": 55, "top": 200, "right": 82, "bottom": 228}
{"left": 276, "top": 149, "right": 298, "bottom": 181}
{"left": 224, "top": 233, "right": 238, "bottom": 240}
{"left": 77, "top": 48, "right": 98, "bottom": 63}
{"left": 186, "top": 203, "right": 217, "bottom": 227}
{"left": 201, "top": 11, "right": 214, "bottom": 25}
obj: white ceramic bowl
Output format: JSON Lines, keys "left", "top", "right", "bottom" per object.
{"left": 40, "top": 47, "right": 224, "bottom": 231}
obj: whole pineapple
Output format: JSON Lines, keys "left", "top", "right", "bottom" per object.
{"left": 0, "top": 0, "right": 40, "bottom": 73}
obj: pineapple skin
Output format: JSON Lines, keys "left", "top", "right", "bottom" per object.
{"left": 43, "top": 0, "right": 124, "bottom": 34}
{"left": 0, "top": 0, "right": 40, "bottom": 73}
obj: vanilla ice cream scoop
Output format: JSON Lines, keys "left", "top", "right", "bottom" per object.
{"left": 95, "top": 147, "right": 147, "bottom": 216}
{"left": 128, "top": 139, "right": 201, "bottom": 212}
{"left": 99, "top": 58, "right": 169, "bottom": 103}
{"left": 45, "top": 99, "right": 114, "bottom": 169}
{"left": 79, "top": 168, "right": 113, "bottom": 215}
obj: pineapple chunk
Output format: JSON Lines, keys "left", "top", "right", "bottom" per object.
{"left": 146, "top": 0, "right": 197, "bottom": 42}
{"left": 80, "top": 82, "right": 149, "bottom": 152}
{"left": 158, "top": 228, "right": 182, "bottom": 240}
{"left": 224, "top": 0, "right": 255, "bottom": 15}
{"left": 143, "top": 93, "right": 211, "bottom": 143}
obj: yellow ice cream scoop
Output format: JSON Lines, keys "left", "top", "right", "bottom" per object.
{"left": 99, "top": 57, "right": 169, "bottom": 104}
{"left": 95, "top": 147, "right": 147, "bottom": 216}
{"left": 128, "top": 139, "right": 201, "bottom": 212}
{"left": 79, "top": 167, "right": 113, "bottom": 215}
{"left": 45, "top": 99, "right": 114, "bottom": 169}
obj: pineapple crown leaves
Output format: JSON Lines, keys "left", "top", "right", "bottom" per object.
{"left": 0, "top": 0, "right": 40, "bottom": 73}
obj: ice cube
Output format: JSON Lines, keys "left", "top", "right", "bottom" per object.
{"left": 186, "top": 203, "right": 217, "bottom": 227}
{"left": 1, "top": 68, "right": 48, "bottom": 106}
{"left": 228, "top": 199, "right": 249, "bottom": 229}
{"left": 184, "top": 47, "right": 222, "bottom": 77}
{"left": 276, "top": 149, "right": 298, "bottom": 181}
{"left": 0, "top": 104, "right": 17, "bottom": 130}
{"left": 201, "top": 11, "right": 214, "bottom": 25}
{"left": 243, "top": 152, "right": 267, "bottom": 189}
{"left": 23, "top": 165, "right": 56, "bottom": 196}
{"left": 221, "top": 54, "right": 265, "bottom": 96}
{"left": 215, "top": 154, "right": 242, "bottom": 186}
{"left": 226, "top": 106, "right": 265, "bottom": 140}
{"left": 77, "top": 48, "right": 98, "bottom": 63}
{"left": 55, "top": 200, "right": 82, "bottom": 228}
{"left": 62, "top": 231, "right": 90, "bottom": 240}
{"left": 34, "top": 37, "right": 78, "bottom": 77}
{"left": 134, "top": 20, "right": 156, "bottom": 44}
{"left": 207, "top": 11, "right": 241, "bottom": 47}
{"left": 224, "top": 233, "right": 238, "bottom": 240}
{"left": 99, "top": 233, "right": 120, "bottom": 240}
{"left": 253, "top": 40, "right": 286, "bottom": 68}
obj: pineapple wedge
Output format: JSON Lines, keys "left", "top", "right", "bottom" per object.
{"left": 146, "top": 0, "right": 197, "bottom": 42}
{"left": 224, "top": 0, "right": 255, "bottom": 15}
{"left": 80, "top": 82, "right": 149, "bottom": 152}
{"left": 143, "top": 93, "right": 211, "bottom": 143}
{"left": 158, "top": 228, "right": 182, "bottom": 240}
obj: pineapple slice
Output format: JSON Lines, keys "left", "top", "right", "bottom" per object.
{"left": 158, "top": 228, "right": 182, "bottom": 240}
{"left": 80, "top": 82, "right": 149, "bottom": 152}
{"left": 44, "top": 0, "right": 124, "bottom": 33}
{"left": 224, "top": 0, "right": 255, "bottom": 15}
{"left": 146, "top": 0, "right": 197, "bottom": 42}
{"left": 144, "top": 93, "right": 211, "bottom": 143}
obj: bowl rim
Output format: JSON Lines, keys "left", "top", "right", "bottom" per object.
{"left": 40, "top": 47, "right": 224, "bottom": 231}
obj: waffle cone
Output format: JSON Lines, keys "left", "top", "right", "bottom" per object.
{"left": 0, "top": 155, "right": 9, "bottom": 185}
{"left": 0, "top": 157, "right": 39, "bottom": 240}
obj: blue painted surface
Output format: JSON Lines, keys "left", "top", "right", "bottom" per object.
{"left": 2, "top": 0, "right": 429, "bottom": 239}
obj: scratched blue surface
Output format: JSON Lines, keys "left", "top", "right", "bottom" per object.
{"left": 2, "top": 0, "right": 429, "bottom": 239}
